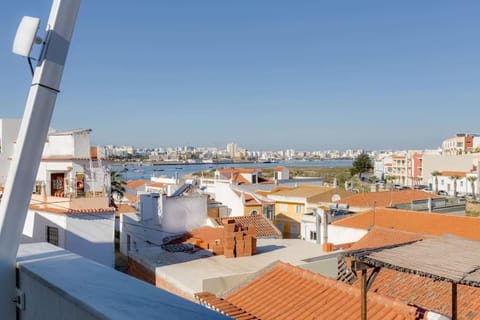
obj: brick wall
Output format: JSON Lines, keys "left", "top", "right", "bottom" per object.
{"left": 127, "top": 257, "right": 155, "bottom": 285}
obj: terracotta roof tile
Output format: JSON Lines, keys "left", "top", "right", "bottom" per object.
{"left": 115, "top": 204, "right": 137, "bottom": 217}
{"left": 149, "top": 182, "right": 166, "bottom": 188}
{"left": 353, "top": 268, "right": 480, "bottom": 319}
{"left": 29, "top": 204, "right": 114, "bottom": 215}
{"left": 336, "top": 190, "right": 440, "bottom": 208}
{"left": 348, "top": 226, "right": 429, "bottom": 251}
{"left": 196, "top": 292, "right": 259, "bottom": 319}
{"left": 269, "top": 185, "right": 334, "bottom": 199}
{"left": 333, "top": 208, "right": 480, "bottom": 240}
{"left": 217, "top": 216, "right": 282, "bottom": 238}
{"left": 308, "top": 188, "right": 355, "bottom": 203}
{"left": 125, "top": 180, "right": 149, "bottom": 188}
{"left": 196, "top": 262, "right": 422, "bottom": 320}
{"left": 441, "top": 171, "right": 467, "bottom": 177}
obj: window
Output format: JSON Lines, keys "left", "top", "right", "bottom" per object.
{"left": 295, "top": 204, "right": 302, "bottom": 214}
{"left": 250, "top": 210, "right": 258, "bottom": 216}
{"left": 46, "top": 226, "right": 59, "bottom": 246}
{"left": 310, "top": 231, "right": 317, "bottom": 241}
{"left": 263, "top": 205, "right": 274, "bottom": 220}
{"left": 276, "top": 223, "right": 284, "bottom": 232}
{"left": 291, "top": 224, "right": 299, "bottom": 234}
{"left": 127, "top": 234, "right": 131, "bottom": 251}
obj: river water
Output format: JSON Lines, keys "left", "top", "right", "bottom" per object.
{"left": 113, "top": 160, "right": 353, "bottom": 181}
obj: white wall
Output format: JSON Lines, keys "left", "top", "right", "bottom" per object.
{"left": 120, "top": 213, "right": 167, "bottom": 256}
{"left": 0, "top": 119, "right": 21, "bottom": 184}
{"left": 422, "top": 154, "right": 480, "bottom": 182}
{"left": 21, "top": 210, "right": 115, "bottom": 267}
{"left": 22, "top": 210, "right": 67, "bottom": 247}
{"left": 66, "top": 213, "right": 115, "bottom": 267}
{"left": 43, "top": 131, "right": 91, "bottom": 158}
{"left": 301, "top": 217, "right": 367, "bottom": 245}
{"left": 206, "top": 181, "right": 244, "bottom": 216}
{"left": 43, "top": 134, "right": 75, "bottom": 157}
{"left": 161, "top": 194, "right": 208, "bottom": 233}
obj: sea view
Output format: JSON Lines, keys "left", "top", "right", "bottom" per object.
{"left": 114, "top": 159, "right": 353, "bottom": 181}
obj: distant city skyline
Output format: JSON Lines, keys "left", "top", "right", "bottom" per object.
{"left": 1, "top": 1, "right": 480, "bottom": 150}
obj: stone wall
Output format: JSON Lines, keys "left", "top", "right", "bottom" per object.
{"left": 466, "top": 200, "right": 480, "bottom": 216}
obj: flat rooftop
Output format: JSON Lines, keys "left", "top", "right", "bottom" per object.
{"left": 129, "top": 238, "right": 339, "bottom": 296}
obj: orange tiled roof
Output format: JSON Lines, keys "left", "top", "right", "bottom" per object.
{"left": 333, "top": 208, "right": 480, "bottom": 240}
{"left": 196, "top": 261, "right": 422, "bottom": 320}
{"left": 336, "top": 190, "right": 440, "bottom": 207}
{"left": 307, "top": 188, "right": 355, "bottom": 203}
{"left": 123, "top": 194, "right": 138, "bottom": 203}
{"left": 441, "top": 171, "right": 467, "bottom": 177}
{"left": 353, "top": 268, "right": 480, "bottom": 319}
{"left": 274, "top": 166, "right": 285, "bottom": 172}
{"left": 29, "top": 204, "right": 114, "bottom": 215}
{"left": 125, "top": 180, "right": 149, "bottom": 188}
{"left": 219, "top": 168, "right": 261, "bottom": 175}
{"left": 348, "top": 226, "right": 428, "bottom": 251}
{"left": 217, "top": 215, "right": 282, "bottom": 238}
{"left": 149, "top": 182, "right": 166, "bottom": 188}
{"left": 115, "top": 204, "right": 137, "bottom": 217}
{"left": 269, "top": 185, "right": 333, "bottom": 198}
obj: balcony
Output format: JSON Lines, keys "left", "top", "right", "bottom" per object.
{"left": 15, "top": 242, "right": 227, "bottom": 319}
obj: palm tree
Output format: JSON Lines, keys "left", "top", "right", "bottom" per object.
{"left": 467, "top": 176, "right": 477, "bottom": 200}
{"left": 450, "top": 175, "right": 461, "bottom": 196}
{"left": 431, "top": 171, "right": 441, "bottom": 194}
{"left": 110, "top": 169, "right": 126, "bottom": 206}
{"left": 385, "top": 175, "right": 395, "bottom": 190}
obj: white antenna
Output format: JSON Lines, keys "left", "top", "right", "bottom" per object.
{"left": 12, "top": 16, "right": 43, "bottom": 57}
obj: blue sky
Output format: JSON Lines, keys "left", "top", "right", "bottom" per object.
{"left": 1, "top": 1, "right": 480, "bottom": 151}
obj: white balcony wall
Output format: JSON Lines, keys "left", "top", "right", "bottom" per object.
{"left": 17, "top": 243, "right": 227, "bottom": 320}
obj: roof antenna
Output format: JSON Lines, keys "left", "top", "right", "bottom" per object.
{"left": 12, "top": 16, "right": 44, "bottom": 76}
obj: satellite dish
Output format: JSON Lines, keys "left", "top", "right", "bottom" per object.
{"left": 331, "top": 194, "right": 341, "bottom": 202}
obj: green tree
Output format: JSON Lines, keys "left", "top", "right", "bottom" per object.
{"left": 467, "top": 176, "right": 477, "bottom": 200}
{"left": 110, "top": 169, "right": 126, "bottom": 203}
{"left": 350, "top": 153, "right": 373, "bottom": 179}
{"left": 450, "top": 175, "right": 461, "bottom": 196}
{"left": 385, "top": 175, "right": 396, "bottom": 190}
{"left": 431, "top": 171, "right": 441, "bottom": 194}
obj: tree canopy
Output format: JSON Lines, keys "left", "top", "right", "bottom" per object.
{"left": 110, "top": 169, "right": 126, "bottom": 200}
{"left": 350, "top": 153, "right": 373, "bottom": 178}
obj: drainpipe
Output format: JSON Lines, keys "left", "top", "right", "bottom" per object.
{"left": 315, "top": 209, "right": 321, "bottom": 245}
{"left": 0, "top": 1, "right": 80, "bottom": 318}
{"left": 321, "top": 209, "right": 328, "bottom": 245}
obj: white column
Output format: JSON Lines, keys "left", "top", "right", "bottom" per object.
{"left": 0, "top": 1, "right": 80, "bottom": 318}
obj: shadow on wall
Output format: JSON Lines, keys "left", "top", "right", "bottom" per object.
{"left": 21, "top": 211, "right": 114, "bottom": 267}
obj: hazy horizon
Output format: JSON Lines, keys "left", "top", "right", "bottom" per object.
{"left": 1, "top": 1, "right": 479, "bottom": 150}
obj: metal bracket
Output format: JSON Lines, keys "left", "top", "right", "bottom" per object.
{"left": 13, "top": 289, "right": 25, "bottom": 310}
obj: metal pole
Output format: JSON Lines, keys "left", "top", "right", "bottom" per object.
{"left": 0, "top": 1, "right": 80, "bottom": 318}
